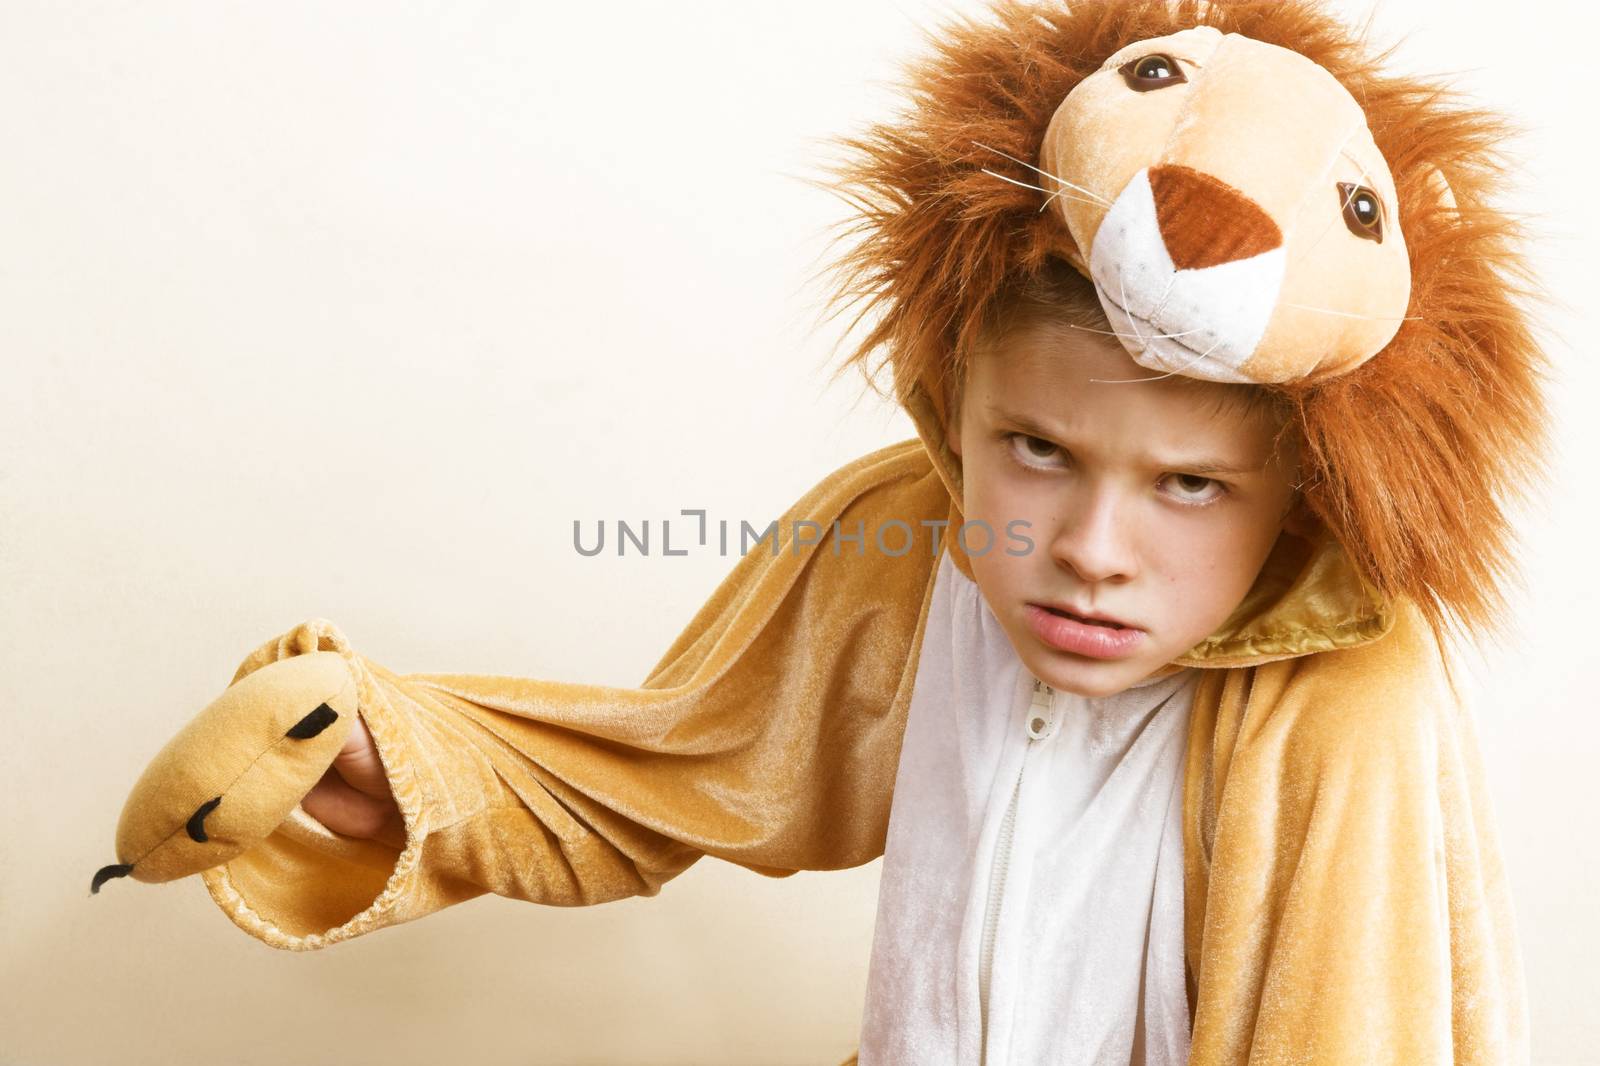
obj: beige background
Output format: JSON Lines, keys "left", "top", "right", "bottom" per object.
{"left": 2, "top": 1, "right": 1595, "bottom": 1063}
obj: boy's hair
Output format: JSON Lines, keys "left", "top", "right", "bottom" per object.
{"left": 807, "top": 0, "right": 1554, "bottom": 653}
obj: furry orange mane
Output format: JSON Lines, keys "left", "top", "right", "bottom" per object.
{"left": 808, "top": 0, "right": 1554, "bottom": 654}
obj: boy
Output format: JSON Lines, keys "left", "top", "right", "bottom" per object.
{"left": 300, "top": 259, "right": 1317, "bottom": 1062}
{"left": 104, "top": 0, "right": 1542, "bottom": 1062}
{"left": 855, "top": 259, "right": 1317, "bottom": 1062}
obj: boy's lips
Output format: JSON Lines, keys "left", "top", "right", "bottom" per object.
{"left": 1025, "top": 603, "right": 1146, "bottom": 659}
{"left": 1030, "top": 601, "right": 1141, "bottom": 631}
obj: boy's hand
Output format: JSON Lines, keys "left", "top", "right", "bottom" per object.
{"left": 301, "top": 715, "right": 405, "bottom": 849}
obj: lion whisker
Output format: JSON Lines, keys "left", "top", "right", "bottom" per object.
{"left": 1088, "top": 332, "right": 1229, "bottom": 384}
{"left": 971, "top": 140, "right": 1111, "bottom": 206}
{"left": 1066, "top": 323, "right": 1208, "bottom": 341}
{"left": 1117, "top": 265, "right": 1143, "bottom": 348}
{"left": 980, "top": 168, "right": 1105, "bottom": 209}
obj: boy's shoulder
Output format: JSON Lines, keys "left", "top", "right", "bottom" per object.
{"left": 1245, "top": 596, "right": 1460, "bottom": 777}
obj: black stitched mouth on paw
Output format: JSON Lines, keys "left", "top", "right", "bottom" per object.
{"left": 286, "top": 702, "right": 339, "bottom": 739}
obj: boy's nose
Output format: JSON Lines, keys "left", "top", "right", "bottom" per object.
{"left": 1149, "top": 163, "right": 1282, "bottom": 270}
{"left": 1048, "top": 507, "right": 1136, "bottom": 584}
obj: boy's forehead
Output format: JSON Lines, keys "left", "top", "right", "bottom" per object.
{"left": 976, "top": 315, "right": 1232, "bottom": 409}
{"left": 972, "top": 326, "right": 1282, "bottom": 454}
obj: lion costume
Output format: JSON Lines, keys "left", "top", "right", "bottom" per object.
{"left": 94, "top": 1, "right": 1550, "bottom": 1062}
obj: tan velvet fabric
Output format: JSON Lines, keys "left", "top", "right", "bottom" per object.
{"left": 203, "top": 441, "right": 949, "bottom": 943}
{"left": 201, "top": 432, "right": 1528, "bottom": 1063}
{"left": 1179, "top": 602, "right": 1526, "bottom": 1063}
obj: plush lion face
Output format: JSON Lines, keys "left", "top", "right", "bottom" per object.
{"left": 1040, "top": 25, "right": 1411, "bottom": 384}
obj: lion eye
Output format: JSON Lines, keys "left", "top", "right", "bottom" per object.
{"left": 1118, "top": 53, "right": 1186, "bottom": 92}
{"left": 1338, "top": 182, "right": 1384, "bottom": 243}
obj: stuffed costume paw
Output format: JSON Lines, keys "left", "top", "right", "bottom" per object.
{"left": 90, "top": 651, "right": 358, "bottom": 893}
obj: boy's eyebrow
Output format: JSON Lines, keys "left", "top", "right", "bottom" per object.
{"left": 988, "top": 405, "right": 1263, "bottom": 477}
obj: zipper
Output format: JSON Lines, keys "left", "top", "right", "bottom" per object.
{"left": 977, "top": 678, "right": 1057, "bottom": 1064}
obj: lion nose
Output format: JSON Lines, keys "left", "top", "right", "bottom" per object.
{"left": 1149, "top": 164, "right": 1283, "bottom": 270}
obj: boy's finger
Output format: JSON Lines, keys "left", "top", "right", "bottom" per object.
{"left": 303, "top": 765, "right": 394, "bottom": 840}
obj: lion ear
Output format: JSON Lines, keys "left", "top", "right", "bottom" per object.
{"left": 1424, "top": 165, "right": 1459, "bottom": 220}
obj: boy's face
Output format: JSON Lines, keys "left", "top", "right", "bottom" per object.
{"left": 948, "top": 315, "right": 1308, "bottom": 699}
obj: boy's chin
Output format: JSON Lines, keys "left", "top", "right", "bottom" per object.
{"left": 1020, "top": 647, "right": 1158, "bottom": 700}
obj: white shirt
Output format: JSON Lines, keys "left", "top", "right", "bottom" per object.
{"left": 858, "top": 549, "right": 1198, "bottom": 1065}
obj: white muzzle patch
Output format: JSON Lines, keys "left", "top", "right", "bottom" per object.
{"left": 1088, "top": 167, "right": 1286, "bottom": 383}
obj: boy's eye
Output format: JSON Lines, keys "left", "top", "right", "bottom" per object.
{"left": 1163, "top": 472, "right": 1225, "bottom": 506}
{"left": 1007, "top": 433, "right": 1228, "bottom": 507}
{"left": 1019, "top": 434, "right": 1059, "bottom": 461}
{"left": 1008, "top": 433, "right": 1066, "bottom": 468}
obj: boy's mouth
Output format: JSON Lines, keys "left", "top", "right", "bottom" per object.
{"left": 1034, "top": 603, "right": 1134, "bottom": 630}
